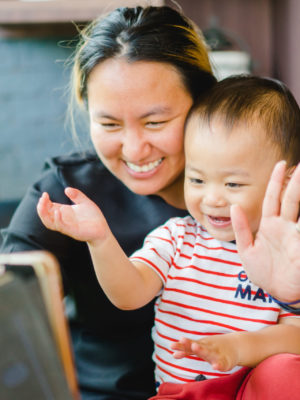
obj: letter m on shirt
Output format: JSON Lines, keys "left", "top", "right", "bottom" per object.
{"left": 235, "top": 284, "right": 251, "bottom": 300}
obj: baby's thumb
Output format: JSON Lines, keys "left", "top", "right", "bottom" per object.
{"left": 230, "top": 204, "right": 253, "bottom": 253}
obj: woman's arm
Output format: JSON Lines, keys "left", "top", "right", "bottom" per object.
{"left": 37, "top": 188, "right": 162, "bottom": 310}
{"left": 171, "top": 317, "right": 300, "bottom": 371}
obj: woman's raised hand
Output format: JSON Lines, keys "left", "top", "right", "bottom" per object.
{"left": 37, "top": 188, "right": 109, "bottom": 244}
{"left": 231, "top": 161, "right": 300, "bottom": 303}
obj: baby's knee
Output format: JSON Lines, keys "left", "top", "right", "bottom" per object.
{"left": 242, "top": 354, "right": 300, "bottom": 399}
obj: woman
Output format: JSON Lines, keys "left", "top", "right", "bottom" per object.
{"left": 0, "top": 6, "right": 216, "bottom": 400}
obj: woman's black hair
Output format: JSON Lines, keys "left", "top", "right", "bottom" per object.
{"left": 73, "top": 6, "right": 216, "bottom": 106}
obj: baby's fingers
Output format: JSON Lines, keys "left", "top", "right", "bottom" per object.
{"left": 191, "top": 342, "right": 230, "bottom": 372}
{"left": 191, "top": 342, "right": 212, "bottom": 361}
{"left": 37, "top": 193, "right": 56, "bottom": 227}
{"left": 65, "top": 187, "right": 94, "bottom": 206}
{"left": 262, "top": 160, "right": 286, "bottom": 218}
{"left": 172, "top": 350, "right": 188, "bottom": 359}
{"left": 37, "top": 192, "right": 50, "bottom": 212}
{"left": 231, "top": 204, "right": 253, "bottom": 254}
{"left": 37, "top": 192, "right": 70, "bottom": 233}
{"left": 171, "top": 337, "right": 194, "bottom": 359}
{"left": 281, "top": 162, "right": 300, "bottom": 221}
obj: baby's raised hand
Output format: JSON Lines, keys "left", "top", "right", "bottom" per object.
{"left": 171, "top": 334, "right": 239, "bottom": 372}
{"left": 37, "top": 188, "right": 109, "bottom": 243}
{"left": 231, "top": 161, "right": 300, "bottom": 303}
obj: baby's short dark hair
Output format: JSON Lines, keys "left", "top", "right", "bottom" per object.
{"left": 189, "top": 75, "right": 300, "bottom": 166}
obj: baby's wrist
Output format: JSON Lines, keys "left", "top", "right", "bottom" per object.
{"left": 87, "top": 229, "right": 112, "bottom": 249}
{"left": 269, "top": 295, "right": 300, "bottom": 314}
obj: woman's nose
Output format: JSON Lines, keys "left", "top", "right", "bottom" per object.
{"left": 122, "top": 129, "right": 151, "bottom": 161}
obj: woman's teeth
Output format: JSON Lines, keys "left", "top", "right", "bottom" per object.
{"left": 126, "top": 158, "right": 163, "bottom": 172}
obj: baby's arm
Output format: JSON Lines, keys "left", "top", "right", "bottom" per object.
{"left": 171, "top": 318, "right": 300, "bottom": 371}
{"left": 37, "top": 188, "right": 162, "bottom": 309}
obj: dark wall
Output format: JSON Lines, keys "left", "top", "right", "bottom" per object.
{"left": 0, "top": 34, "right": 88, "bottom": 201}
{"left": 273, "top": 0, "right": 300, "bottom": 105}
{"left": 166, "top": 0, "right": 300, "bottom": 104}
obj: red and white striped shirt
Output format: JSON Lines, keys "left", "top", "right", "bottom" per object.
{"left": 130, "top": 216, "right": 297, "bottom": 384}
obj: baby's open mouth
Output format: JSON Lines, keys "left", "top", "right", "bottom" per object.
{"left": 207, "top": 215, "right": 232, "bottom": 227}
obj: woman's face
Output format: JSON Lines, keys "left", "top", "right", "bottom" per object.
{"left": 87, "top": 58, "right": 193, "bottom": 205}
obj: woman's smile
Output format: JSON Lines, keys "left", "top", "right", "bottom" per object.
{"left": 125, "top": 158, "right": 164, "bottom": 175}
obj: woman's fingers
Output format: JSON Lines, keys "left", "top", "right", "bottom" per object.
{"left": 281, "top": 162, "right": 300, "bottom": 221}
{"left": 262, "top": 160, "right": 286, "bottom": 218}
{"left": 230, "top": 204, "right": 253, "bottom": 253}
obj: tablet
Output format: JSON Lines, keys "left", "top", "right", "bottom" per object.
{"left": 0, "top": 251, "right": 80, "bottom": 400}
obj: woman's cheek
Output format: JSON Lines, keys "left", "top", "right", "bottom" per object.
{"left": 91, "top": 133, "right": 120, "bottom": 158}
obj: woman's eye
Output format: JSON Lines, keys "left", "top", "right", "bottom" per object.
{"left": 99, "top": 122, "right": 120, "bottom": 130}
{"left": 145, "top": 121, "right": 165, "bottom": 128}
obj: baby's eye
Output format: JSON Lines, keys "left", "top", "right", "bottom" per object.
{"left": 189, "top": 178, "right": 204, "bottom": 184}
{"left": 226, "top": 182, "right": 243, "bottom": 188}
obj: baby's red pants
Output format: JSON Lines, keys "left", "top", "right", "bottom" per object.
{"left": 149, "top": 353, "right": 300, "bottom": 400}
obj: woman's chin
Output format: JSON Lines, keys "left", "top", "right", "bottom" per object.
{"left": 125, "top": 180, "right": 164, "bottom": 196}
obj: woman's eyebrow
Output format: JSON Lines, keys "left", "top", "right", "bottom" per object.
{"left": 140, "top": 106, "right": 172, "bottom": 119}
{"left": 91, "top": 111, "right": 117, "bottom": 119}
{"left": 92, "top": 106, "right": 172, "bottom": 120}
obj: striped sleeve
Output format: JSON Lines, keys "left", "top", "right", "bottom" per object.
{"left": 130, "top": 218, "right": 180, "bottom": 285}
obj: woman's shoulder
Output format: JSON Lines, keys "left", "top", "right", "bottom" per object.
{"left": 40, "top": 150, "right": 116, "bottom": 195}
{"left": 45, "top": 150, "right": 103, "bottom": 171}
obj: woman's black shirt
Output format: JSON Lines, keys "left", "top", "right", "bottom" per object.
{"left": 0, "top": 151, "right": 188, "bottom": 400}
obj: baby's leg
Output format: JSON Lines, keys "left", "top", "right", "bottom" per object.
{"left": 148, "top": 367, "right": 250, "bottom": 399}
{"left": 237, "top": 353, "right": 300, "bottom": 400}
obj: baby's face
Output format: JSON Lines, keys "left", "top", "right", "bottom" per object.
{"left": 184, "top": 116, "right": 282, "bottom": 242}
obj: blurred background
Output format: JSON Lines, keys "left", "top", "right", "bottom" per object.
{"left": 0, "top": 0, "right": 299, "bottom": 225}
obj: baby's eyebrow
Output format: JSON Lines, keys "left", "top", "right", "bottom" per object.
{"left": 185, "top": 164, "right": 201, "bottom": 173}
{"left": 220, "top": 168, "right": 250, "bottom": 177}
{"left": 185, "top": 165, "right": 250, "bottom": 177}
